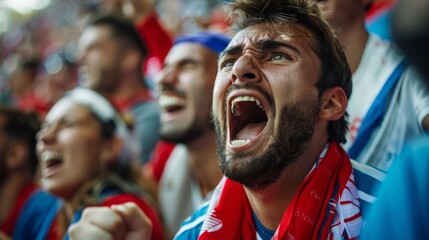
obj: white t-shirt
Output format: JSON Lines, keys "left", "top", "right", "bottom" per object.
{"left": 343, "top": 34, "right": 429, "bottom": 172}
{"left": 159, "top": 144, "right": 213, "bottom": 236}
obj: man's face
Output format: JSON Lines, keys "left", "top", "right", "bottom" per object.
{"left": 212, "top": 23, "right": 322, "bottom": 189}
{"left": 78, "top": 25, "right": 123, "bottom": 93}
{"left": 156, "top": 43, "right": 218, "bottom": 143}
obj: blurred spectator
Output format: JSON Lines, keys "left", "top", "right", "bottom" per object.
{"left": 95, "top": 0, "right": 173, "bottom": 85}
{"left": 18, "top": 50, "right": 78, "bottom": 119}
{"left": 78, "top": 14, "right": 160, "bottom": 164}
{"left": 0, "top": 57, "right": 40, "bottom": 106}
{"left": 362, "top": 0, "right": 429, "bottom": 238}
{"left": 156, "top": 0, "right": 229, "bottom": 36}
{"left": 36, "top": 87, "right": 164, "bottom": 239}
{"left": 149, "top": 32, "right": 229, "bottom": 237}
{"left": 391, "top": 0, "right": 429, "bottom": 81}
{"left": 319, "top": 0, "right": 429, "bottom": 172}
{"left": 318, "top": 0, "right": 429, "bottom": 220}
{"left": 362, "top": 137, "right": 429, "bottom": 239}
{"left": 0, "top": 106, "right": 59, "bottom": 239}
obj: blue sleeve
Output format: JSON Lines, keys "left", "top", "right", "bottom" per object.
{"left": 174, "top": 202, "right": 209, "bottom": 240}
{"left": 362, "top": 137, "right": 429, "bottom": 239}
{"left": 13, "top": 190, "right": 62, "bottom": 240}
{"left": 131, "top": 101, "right": 160, "bottom": 164}
{"left": 351, "top": 159, "right": 386, "bottom": 218}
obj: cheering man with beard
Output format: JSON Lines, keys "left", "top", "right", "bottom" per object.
{"left": 69, "top": 0, "right": 362, "bottom": 239}
{"left": 151, "top": 32, "right": 230, "bottom": 238}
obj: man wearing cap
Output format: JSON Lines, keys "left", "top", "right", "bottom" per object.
{"left": 149, "top": 31, "right": 230, "bottom": 237}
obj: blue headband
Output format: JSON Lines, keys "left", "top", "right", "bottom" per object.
{"left": 174, "top": 31, "right": 231, "bottom": 55}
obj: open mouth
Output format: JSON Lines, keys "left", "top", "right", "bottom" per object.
{"left": 229, "top": 95, "right": 268, "bottom": 146}
{"left": 41, "top": 151, "right": 63, "bottom": 177}
{"left": 158, "top": 94, "right": 186, "bottom": 113}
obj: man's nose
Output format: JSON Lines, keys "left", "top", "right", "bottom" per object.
{"left": 156, "top": 66, "right": 178, "bottom": 86}
{"left": 231, "top": 54, "right": 261, "bottom": 85}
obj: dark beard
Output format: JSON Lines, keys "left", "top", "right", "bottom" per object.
{"left": 214, "top": 97, "right": 320, "bottom": 190}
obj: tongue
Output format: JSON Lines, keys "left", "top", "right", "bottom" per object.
{"left": 236, "top": 122, "right": 266, "bottom": 140}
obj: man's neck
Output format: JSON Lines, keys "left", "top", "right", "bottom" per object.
{"left": 113, "top": 77, "right": 147, "bottom": 101}
{"left": 187, "top": 130, "right": 222, "bottom": 198}
{"left": 244, "top": 138, "right": 328, "bottom": 231}
{"left": 0, "top": 173, "right": 32, "bottom": 223}
{"left": 104, "top": 77, "right": 149, "bottom": 111}
{"left": 335, "top": 19, "right": 369, "bottom": 74}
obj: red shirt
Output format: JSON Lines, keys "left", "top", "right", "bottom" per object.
{"left": 136, "top": 12, "right": 173, "bottom": 75}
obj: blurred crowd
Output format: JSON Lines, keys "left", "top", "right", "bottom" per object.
{"left": 0, "top": 0, "right": 229, "bottom": 118}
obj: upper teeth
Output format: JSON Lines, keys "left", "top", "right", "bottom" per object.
{"left": 231, "top": 96, "right": 263, "bottom": 115}
{"left": 158, "top": 95, "right": 185, "bottom": 109}
{"left": 41, "top": 151, "right": 63, "bottom": 162}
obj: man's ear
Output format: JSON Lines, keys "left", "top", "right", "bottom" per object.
{"left": 319, "top": 87, "right": 348, "bottom": 121}
{"left": 6, "top": 141, "right": 29, "bottom": 170}
{"left": 100, "top": 137, "right": 124, "bottom": 165}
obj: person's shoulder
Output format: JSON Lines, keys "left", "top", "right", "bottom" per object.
{"left": 361, "top": 137, "right": 429, "bottom": 239}
{"left": 15, "top": 190, "right": 61, "bottom": 239}
{"left": 23, "top": 189, "right": 61, "bottom": 217}
{"left": 401, "top": 137, "right": 429, "bottom": 165}
{"left": 173, "top": 201, "right": 210, "bottom": 240}
{"left": 131, "top": 100, "right": 160, "bottom": 119}
{"left": 368, "top": 33, "right": 404, "bottom": 63}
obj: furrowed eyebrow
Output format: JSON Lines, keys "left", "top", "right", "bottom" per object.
{"left": 219, "top": 45, "right": 243, "bottom": 59}
{"left": 219, "top": 39, "right": 299, "bottom": 59}
{"left": 256, "top": 39, "right": 300, "bottom": 53}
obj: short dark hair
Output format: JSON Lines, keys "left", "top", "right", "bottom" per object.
{"left": 226, "top": 0, "right": 352, "bottom": 143}
{"left": 20, "top": 58, "right": 40, "bottom": 72}
{"left": 16, "top": 58, "right": 40, "bottom": 80}
{"left": 0, "top": 105, "right": 40, "bottom": 174}
{"left": 87, "top": 14, "right": 148, "bottom": 60}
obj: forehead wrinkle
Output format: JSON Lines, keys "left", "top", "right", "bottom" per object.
{"left": 220, "top": 45, "right": 243, "bottom": 59}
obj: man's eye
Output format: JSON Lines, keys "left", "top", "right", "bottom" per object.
{"left": 221, "top": 59, "right": 235, "bottom": 68}
{"left": 271, "top": 53, "right": 291, "bottom": 61}
{"left": 180, "top": 61, "right": 198, "bottom": 71}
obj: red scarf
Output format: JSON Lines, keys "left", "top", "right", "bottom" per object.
{"left": 199, "top": 142, "right": 352, "bottom": 240}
